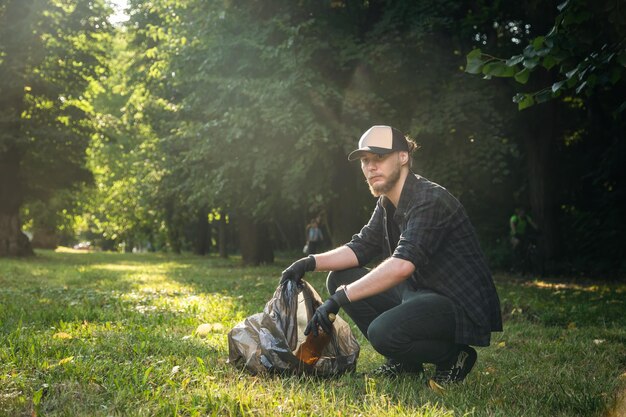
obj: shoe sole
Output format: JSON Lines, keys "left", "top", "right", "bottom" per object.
{"left": 459, "top": 347, "right": 477, "bottom": 381}
{"left": 427, "top": 346, "right": 478, "bottom": 390}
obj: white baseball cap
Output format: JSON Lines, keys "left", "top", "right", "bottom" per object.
{"left": 348, "top": 125, "right": 409, "bottom": 161}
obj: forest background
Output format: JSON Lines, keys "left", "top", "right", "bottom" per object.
{"left": 1, "top": 0, "right": 625, "bottom": 277}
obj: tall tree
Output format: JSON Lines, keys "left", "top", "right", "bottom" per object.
{"left": 465, "top": 0, "right": 626, "bottom": 264}
{"left": 0, "top": 0, "right": 111, "bottom": 256}
{"left": 119, "top": 0, "right": 524, "bottom": 264}
{"left": 84, "top": 30, "right": 168, "bottom": 252}
{"left": 126, "top": 0, "right": 366, "bottom": 263}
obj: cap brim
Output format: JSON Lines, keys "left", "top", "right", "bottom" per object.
{"left": 347, "top": 147, "right": 395, "bottom": 161}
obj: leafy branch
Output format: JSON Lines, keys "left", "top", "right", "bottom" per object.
{"left": 465, "top": 0, "right": 626, "bottom": 110}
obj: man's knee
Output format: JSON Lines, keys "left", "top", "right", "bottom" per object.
{"left": 367, "top": 316, "right": 395, "bottom": 356}
{"left": 326, "top": 267, "right": 367, "bottom": 295}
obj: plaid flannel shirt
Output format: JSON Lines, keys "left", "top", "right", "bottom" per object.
{"left": 345, "top": 173, "right": 502, "bottom": 346}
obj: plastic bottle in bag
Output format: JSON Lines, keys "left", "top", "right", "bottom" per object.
{"left": 294, "top": 313, "right": 336, "bottom": 365}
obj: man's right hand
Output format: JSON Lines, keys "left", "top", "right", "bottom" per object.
{"left": 280, "top": 255, "right": 316, "bottom": 285}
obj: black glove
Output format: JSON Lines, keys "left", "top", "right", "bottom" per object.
{"left": 304, "top": 288, "right": 350, "bottom": 336}
{"left": 280, "top": 255, "right": 316, "bottom": 285}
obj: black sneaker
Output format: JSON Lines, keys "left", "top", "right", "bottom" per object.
{"left": 429, "top": 345, "right": 477, "bottom": 387}
{"left": 371, "top": 358, "right": 424, "bottom": 377}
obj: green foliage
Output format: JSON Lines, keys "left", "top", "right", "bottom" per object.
{"left": 3, "top": 0, "right": 623, "bottom": 273}
{"left": 0, "top": 0, "right": 113, "bottom": 197}
{"left": 81, "top": 0, "right": 541, "bottom": 259}
{"left": 83, "top": 31, "right": 167, "bottom": 250}
{"left": 461, "top": 0, "right": 626, "bottom": 273}
{"left": 0, "top": 0, "right": 113, "bottom": 257}
{"left": 21, "top": 190, "right": 83, "bottom": 246}
{"left": 127, "top": 1, "right": 353, "bottom": 221}
{"left": 116, "top": 0, "right": 510, "bottom": 251}
{"left": 465, "top": 0, "right": 626, "bottom": 111}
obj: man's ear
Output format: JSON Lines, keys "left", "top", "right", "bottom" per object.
{"left": 399, "top": 151, "right": 409, "bottom": 166}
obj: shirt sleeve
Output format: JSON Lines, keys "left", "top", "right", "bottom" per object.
{"left": 345, "top": 202, "right": 384, "bottom": 266}
{"left": 392, "top": 193, "right": 456, "bottom": 268}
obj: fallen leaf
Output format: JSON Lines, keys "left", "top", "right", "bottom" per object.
{"left": 58, "top": 356, "right": 74, "bottom": 365}
{"left": 195, "top": 323, "right": 225, "bottom": 337}
{"left": 498, "top": 341, "right": 506, "bottom": 348}
{"left": 567, "top": 322, "right": 577, "bottom": 330}
{"left": 427, "top": 379, "right": 445, "bottom": 394}
{"left": 195, "top": 324, "right": 212, "bottom": 337}
{"left": 593, "top": 339, "right": 606, "bottom": 345}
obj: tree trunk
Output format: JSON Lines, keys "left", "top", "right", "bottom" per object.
{"left": 237, "top": 215, "right": 273, "bottom": 265}
{"left": 0, "top": 146, "right": 34, "bottom": 257}
{"left": 31, "top": 225, "right": 58, "bottom": 249}
{"left": 524, "top": 102, "right": 560, "bottom": 260}
{"left": 0, "top": 211, "right": 33, "bottom": 257}
{"left": 328, "top": 156, "right": 368, "bottom": 246}
{"left": 218, "top": 214, "right": 228, "bottom": 258}
{"left": 164, "top": 199, "right": 182, "bottom": 254}
{"left": 193, "top": 209, "right": 210, "bottom": 255}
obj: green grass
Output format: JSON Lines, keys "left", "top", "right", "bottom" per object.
{"left": 1, "top": 249, "right": 624, "bottom": 416}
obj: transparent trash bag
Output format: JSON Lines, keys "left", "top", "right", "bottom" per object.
{"left": 227, "top": 279, "right": 360, "bottom": 375}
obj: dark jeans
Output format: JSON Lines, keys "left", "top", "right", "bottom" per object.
{"left": 327, "top": 267, "right": 462, "bottom": 368}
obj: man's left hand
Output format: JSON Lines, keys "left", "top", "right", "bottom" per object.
{"left": 304, "top": 298, "right": 339, "bottom": 336}
{"left": 304, "top": 288, "right": 351, "bottom": 336}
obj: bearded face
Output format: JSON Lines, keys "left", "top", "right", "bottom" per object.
{"left": 361, "top": 153, "right": 403, "bottom": 198}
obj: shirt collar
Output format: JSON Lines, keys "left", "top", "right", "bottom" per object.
{"left": 381, "top": 171, "right": 420, "bottom": 219}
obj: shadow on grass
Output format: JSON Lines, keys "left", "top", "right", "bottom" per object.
{"left": 496, "top": 273, "right": 626, "bottom": 328}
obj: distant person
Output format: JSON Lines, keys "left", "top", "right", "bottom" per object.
{"left": 305, "top": 219, "right": 324, "bottom": 255}
{"left": 509, "top": 207, "right": 538, "bottom": 271}
{"left": 280, "top": 125, "right": 502, "bottom": 387}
